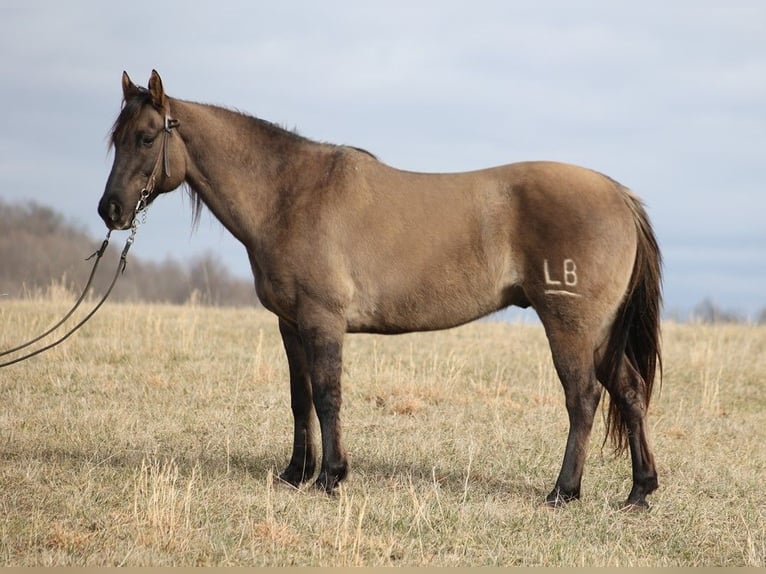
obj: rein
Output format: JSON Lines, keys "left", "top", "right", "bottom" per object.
{"left": 0, "top": 114, "right": 178, "bottom": 368}
{"left": 0, "top": 197, "right": 147, "bottom": 368}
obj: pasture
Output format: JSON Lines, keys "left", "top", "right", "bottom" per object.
{"left": 0, "top": 295, "right": 764, "bottom": 566}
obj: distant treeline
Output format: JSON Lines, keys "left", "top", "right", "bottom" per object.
{"left": 0, "top": 199, "right": 257, "bottom": 307}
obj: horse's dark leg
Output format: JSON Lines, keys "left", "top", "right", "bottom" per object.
{"left": 604, "top": 356, "right": 658, "bottom": 509}
{"left": 543, "top": 330, "right": 602, "bottom": 507}
{"left": 277, "top": 319, "right": 317, "bottom": 486}
{"left": 298, "top": 317, "right": 348, "bottom": 493}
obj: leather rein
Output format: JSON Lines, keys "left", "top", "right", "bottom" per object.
{"left": 0, "top": 114, "right": 178, "bottom": 368}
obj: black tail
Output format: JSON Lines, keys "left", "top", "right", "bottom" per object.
{"left": 600, "top": 189, "right": 663, "bottom": 453}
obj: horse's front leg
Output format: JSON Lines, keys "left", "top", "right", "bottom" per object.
{"left": 277, "top": 318, "right": 316, "bottom": 486}
{"left": 298, "top": 315, "right": 348, "bottom": 493}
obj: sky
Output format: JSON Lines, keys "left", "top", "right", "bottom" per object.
{"left": 1, "top": 1, "right": 764, "bottom": 319}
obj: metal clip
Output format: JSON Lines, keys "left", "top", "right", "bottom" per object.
{"left": 164, "top": 114, "right": 179, "bottom": 133}
{"left": 86, "top": 230, "right": 112, "bottom": 261}
{"left": 122, "top": 188, "right": 151, "bottom": 271}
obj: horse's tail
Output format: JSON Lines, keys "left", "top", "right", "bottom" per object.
{"left": 599, "top": 188, "right": 663, "bottom": 454}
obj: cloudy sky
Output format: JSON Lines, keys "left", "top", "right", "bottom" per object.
{"left": 1, "top": 1, "right": 764, "bottom": 318}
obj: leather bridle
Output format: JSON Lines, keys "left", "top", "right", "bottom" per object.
{"left": 139, "top": 113, "right": 180, "bottom": 207}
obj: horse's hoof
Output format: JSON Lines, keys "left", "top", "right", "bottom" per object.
{"left": 278, "top": 463, "right": 315, "bottom": 487}
{"left": 620, "top": 499, "right": 651, "bottom": 512}
{"left": 544, "top": 489, "right": 579, "bottom": 509}
{"left": 313, "top": 467, "right": 347, "bottom": 494}
{"left": 313, "top": 477, "right": 339, "bottom": 495}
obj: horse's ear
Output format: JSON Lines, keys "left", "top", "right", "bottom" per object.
{"left": 147, "top": 69, "right": 168, "bottom": 111}
{"left": 121, "top": 71, "right": 141, "bottom": 101}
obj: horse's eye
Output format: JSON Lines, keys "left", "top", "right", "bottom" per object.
{"left": 140, "top": 134, "right": 156, "bottom": 148}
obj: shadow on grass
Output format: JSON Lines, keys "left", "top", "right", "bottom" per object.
{"left": 0, "top": 441, "right": 549, "bottom": 503}
{"left": 349, "top": 453, "right": 549, "bottom": 502}
{"left": 0, "top": 443, "right": 279, "bottom": 483}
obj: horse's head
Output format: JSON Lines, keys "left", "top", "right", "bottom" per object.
{"left": 98, "top": 70, "right": 186, "bottom": 230}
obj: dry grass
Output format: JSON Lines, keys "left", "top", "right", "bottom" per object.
{"left": 0, "top": 293, "right": 764, "bottom": 566}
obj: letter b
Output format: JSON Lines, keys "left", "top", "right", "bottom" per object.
{"left": 563, "top": 259, "right": 577, "bottom": 286}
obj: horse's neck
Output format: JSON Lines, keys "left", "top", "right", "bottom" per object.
{"left": 171, "top": 99, "right": 308, "bottom": 248}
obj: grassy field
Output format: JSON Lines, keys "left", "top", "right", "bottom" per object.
{"left": 0, "top": 294, "right": 764, "bottom": 566}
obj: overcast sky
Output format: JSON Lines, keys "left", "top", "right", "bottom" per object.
{"left": 1, "top": 1, "right": 764, "bottom": 318}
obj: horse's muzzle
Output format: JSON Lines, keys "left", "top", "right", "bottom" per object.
{"left": 98, "top": 197, "right": 131, "bottom": 230}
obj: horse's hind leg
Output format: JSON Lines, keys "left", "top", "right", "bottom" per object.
{"left": 600, "top": 356, "right": 658, "bottom": 508}
{"left": 277, "top": 318, "right": 317, "bottom": 486}
{"left": 542, "top": 326, "right": 603, "bottom": 507}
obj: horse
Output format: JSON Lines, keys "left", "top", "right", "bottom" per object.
{"left": 98, "top": 70, "right": 662, "bottom": 509}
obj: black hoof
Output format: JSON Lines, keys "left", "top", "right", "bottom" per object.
{"left": 623, "top": 479, "right": 656, "bottom": 511}
{"left": 313, "top": 464, "right": 348, "bottom": 494}
{"left": 544, "top": 489, "right": 580, "bottom": 508}
{"left": 278, "top": 461, "right": 315, "bottom": 487}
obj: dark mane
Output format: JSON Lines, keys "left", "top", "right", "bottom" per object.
{"left": 348, "top": 146, "right": 377, "bottom": 159}
{"left": 247, "top": 114, "right": 307, "bottom": 146}
{"left": 221, "top": 106, "right": 378, "bottom": 160}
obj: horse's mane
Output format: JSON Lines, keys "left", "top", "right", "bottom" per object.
{"left": 229, "top": 107, "right": 377, "bottom": 159}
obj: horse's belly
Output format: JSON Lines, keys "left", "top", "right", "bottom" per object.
{"left": 345, "top": 275, "right": 510, "bottom": 334}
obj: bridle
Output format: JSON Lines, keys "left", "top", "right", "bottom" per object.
{"left": 0, "top": 113, "right": 179, "bottom": 368}
{"left": 140, "top": 113, "right": 180, "bottom": 207}
{"left": 122, "top": 112, "right": 179, "bottom": 245}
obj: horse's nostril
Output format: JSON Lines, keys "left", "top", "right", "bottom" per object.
{"left": 107, "top": 200, "right": 122, "bottom": 223}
